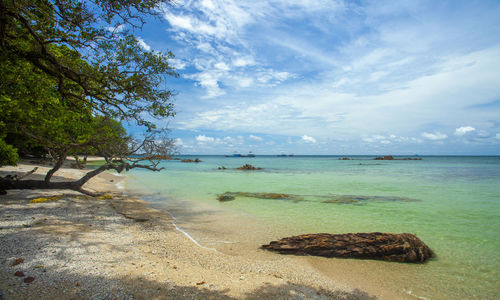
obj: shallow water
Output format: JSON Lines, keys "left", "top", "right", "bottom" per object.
{"left": 126, "top": 155, "right": 500, "bottom": 299}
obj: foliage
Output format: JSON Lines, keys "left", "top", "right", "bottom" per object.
{"left": 0, "top": 0, "right": 178, "bottom": 194}
{"left": 0, "top": 0, "right": 177, "bottom": 130}
{"left": 0, "top": 138, "right": 19, "bottom": 166}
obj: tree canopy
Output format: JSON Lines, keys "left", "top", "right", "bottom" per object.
{"left": 0, "top": 0, "right": 178, "bottom": 195}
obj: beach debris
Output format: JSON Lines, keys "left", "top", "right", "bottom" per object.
{"left": 236, "top": 164, "right": 262, "bottom": 170}
{"left": 217, "top": 192, "right": 303, "bottom": 202}
{"left": 12, "top": 258, "right": 24, "bottom": 266}
{"left": 29, "top": 196, "right": 62, "bottom": 203}
{"left": 181, "top": 158, "right": 202, "bottom": 163}
{"left": 196, "top": 281, "right": 205, "bottom": 285}
{"left": 24, "top": 276, "right": 35, "bottom": 283}
{"left": 14, "top": 271, "right": 25, "bottom": 277}
{"left": 261, "top": 232, "right": 434, "bottom": 263}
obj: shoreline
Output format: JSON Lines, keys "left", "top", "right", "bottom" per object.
{"left": 0, "top": 161, "right": 411, "bottom": 299}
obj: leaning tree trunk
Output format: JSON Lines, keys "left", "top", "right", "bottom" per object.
{"left": 44, "top": 151, "right": 67, "bottom": 183}
{"left": 0, "top": 163, "right": 122, "bottom": 196}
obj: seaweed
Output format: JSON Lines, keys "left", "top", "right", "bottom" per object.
{"left": 29, "top": 196, "right": 63, "bottom": 203}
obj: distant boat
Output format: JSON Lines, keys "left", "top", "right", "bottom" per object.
{"left": 225, "top": 151, "right": 255, "bottom": 157}
{"left": 225, "top": 152, "right": 242, "bottom": 157}
{"left": 277, "top": 152, "right": 294, "bottom": 157}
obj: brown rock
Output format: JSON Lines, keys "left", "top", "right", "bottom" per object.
{"left": 181, "top": 158, "right": 202, "bottom": 163}
{"left": 236, "top": 164, "right": 262, "bottom": 170}
{"left": 14, "top": 271, "right": 25, "bottom": 277}
{"left": 261, "top": 232, "right": 433, "bottom": 263}
{"left": 374, "top": 155, "right": 394, "bottom": 160}
{"left": 12, "top": 258, "right": 24, "bottom": 266}
{"left": 24, "top": 276, "right": 35, "bottom": 283}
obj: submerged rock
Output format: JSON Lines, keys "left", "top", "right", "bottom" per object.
{"left": 216, "top": 192, "right": 417, "bottom": 204}
{"left": 261, "top": 232, "right": 433, "bottom": 263}
{"left": 322, "top": 195, "right": 418, "bottom": 204}
{"left": 181, "top": 158, "right": 202, "bottom": 163}
{"left": 236, "top": 164, "right": 262, "bottom": 170}
{"left": 217, "top": 192, "right": 303, "bottom": 202}
{"left": 217, "top": 194, "right": 235, "bottom": 201}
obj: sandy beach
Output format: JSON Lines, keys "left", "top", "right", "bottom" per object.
{"left": 0, "top": 161, "right": 416, "bottom": 299}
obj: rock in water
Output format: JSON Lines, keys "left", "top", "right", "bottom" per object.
{"left": 261, "top": 232, "right": 433, "bottom": 263}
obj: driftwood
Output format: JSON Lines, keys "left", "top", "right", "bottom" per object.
{"left": 261, "top": 232, "right": 433, "bottom": 263}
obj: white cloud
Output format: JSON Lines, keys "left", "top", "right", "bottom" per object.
{"left": 106, "top": 24, "right": 126, "bottom": 34}
{"left": 136, "top": 37, "right": 151, "bottom": 51}
{"left": 161, "top": 1, "right": 301, "bottom": 97}
{"left": 301, "top": 135, "right": 317, "bottom": 144}
{"left": 455, "top": 126, "right": 476, "bottom": 136}
{"left": 214, "top": 62, "right": 231, "bottom": 71}
{"left": 171, "top": 59, "right": 187, "bottom": 70}
{"left": 421, "top": 132, "right": 448, "bottom": 141}
{"left": 196, "top": 135, "right": 215, "bottom": 143}
{"left": 257, "top": 69, "right": 295, "bottom": 86}
{"left": 185, "top": 71, "right": 225, "bottom": 98}
{"left": 232, "top": 57, "right": 256, "bottom": 67}
{"left": 249, "top": 135, "right": 263, "bottom": 142}
{"left": 174, "top": 138, "right": 184, "bottom": 146}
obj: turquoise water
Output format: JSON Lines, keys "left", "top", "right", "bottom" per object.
{"left": 126, "top": 156, "right": 500, "bottom": 299}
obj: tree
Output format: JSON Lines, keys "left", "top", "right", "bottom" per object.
{"left": 0, "top": 0, "right": 178, "bottom": 195}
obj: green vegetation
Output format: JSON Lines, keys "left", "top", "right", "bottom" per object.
{"left": 0, "top": 0, "right": 177, "bottom": 195}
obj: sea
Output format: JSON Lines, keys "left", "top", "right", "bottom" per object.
{"left": 125, "top": 155, "right": 500, "bottom": 299}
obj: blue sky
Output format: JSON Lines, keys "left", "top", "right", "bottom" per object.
{"left": 130, "top": 0, "right": 500, "bottom": 155}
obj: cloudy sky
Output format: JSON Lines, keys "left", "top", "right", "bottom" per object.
{"left": 132, "top": 0, "right": 500, "bottom": 155}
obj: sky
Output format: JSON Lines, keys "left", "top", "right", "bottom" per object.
{"left": 130, "top": 0, "right": 500, "bottom": 155}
